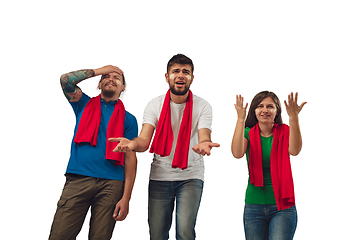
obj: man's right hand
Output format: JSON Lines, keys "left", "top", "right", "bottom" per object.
{"left": 94, "top": 65, "right": 123, "bottom": 76}
{"left": 109, "top": 137, "right": 136, "bottom": 152}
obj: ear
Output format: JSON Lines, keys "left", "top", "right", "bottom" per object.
{"left": 98, "top": 80, "right": 102, "bottom": 90}
{"left": 165, "top": 73, "right": 169, "bottom": 83}
{"left": 190, "top": 75, "right": 194, "bottom": 84}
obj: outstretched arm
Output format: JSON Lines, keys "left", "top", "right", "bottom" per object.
{"left": 192, "top": 128, "right": 220, "bottom": 156}
{"left": 231, "top": 95, "right": 248, "bottom": 159}
{"left": 113, "top": 151, "right": 137, "bottom": 221}
{"left": 109, "top": 123, "right": 155, "bottom": 153}
{"left": 284, "top": 92, "right": 307, "bottom": 156}
{"left": 60, "top": 65, "right": 123, "bottom": 102}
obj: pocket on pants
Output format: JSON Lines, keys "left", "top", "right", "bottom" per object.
{"left": 50, "top": 198, "right": 68, "bottom": 235}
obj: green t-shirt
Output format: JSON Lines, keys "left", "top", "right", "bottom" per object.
{"left": 244, "top": 127, "right": 276, "bottom": 205}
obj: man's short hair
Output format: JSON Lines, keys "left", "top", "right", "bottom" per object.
{"left": 167, "top": 54, "right": 194, "bottom": 74}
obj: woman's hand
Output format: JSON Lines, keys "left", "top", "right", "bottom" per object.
{"left": 235, "top": 95, "right": 248, "bottom": 120}
{"left": 284, "top": 92, "right": 307, "bottom": 118}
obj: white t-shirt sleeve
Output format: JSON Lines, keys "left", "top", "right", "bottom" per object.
{"left": 142, "top": 95, "right": 164, "bottom": 128}
{"left": 196, "top": 98, "right": 212, "bottom": 132}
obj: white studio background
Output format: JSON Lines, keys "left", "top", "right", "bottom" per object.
{"left": 1, "top": 0, "right": 359, "bottom": 239}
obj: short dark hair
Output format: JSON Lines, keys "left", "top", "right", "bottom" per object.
{"left": 245, "top": 91, "right": 283, "bottom": 128}
{"left": 167, "top": 54, "right": 194, "bottom": 74}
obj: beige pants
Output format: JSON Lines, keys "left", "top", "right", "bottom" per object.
{"left": 49, "top": 174, "right": 124, "bottom": 240}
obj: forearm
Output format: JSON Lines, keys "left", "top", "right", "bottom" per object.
{"left": 288, "top": 116, "right": 302, "bottom": 156}
{"left": 60, "top": 69, "right": 95, "bottom": 101}
{"left": 198, "top": 128, "right": 212, "bottom": 143}
{"left": 122, "top": 152, "right": 137, "bottom": 201}
{"left": 231, "top": 119, "right": 246, "bottom": 158}
{"left": 131, "top": 137, "right": 151, "bottom": 152}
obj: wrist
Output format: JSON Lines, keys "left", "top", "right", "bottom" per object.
{"left": 93, "top": 68, "right": 104, "bottom": 76}
{"left": 236, "top": 118, "right": 246, "bottom": 125}
{"left": 120, "top": 194, "right": 131, "bottom": 202}
{"left": 289, "top": 115, "right": 299, "bottom": 121}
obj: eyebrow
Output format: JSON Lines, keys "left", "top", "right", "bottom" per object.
{"left": 171, "top": 68, "right": 191, "bottom": 73}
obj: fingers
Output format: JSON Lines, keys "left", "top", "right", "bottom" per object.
{"left": 113, "top": 205, "right": 120, "bottom": 219}
{"left": 192, "top": 147, "right": 208, "bottom": 156}
{"left": 192, "top": 147, "right": 209, "bottom": 156}
{"left": 210, "top": 143, "right": 221, "bottom": 148}
{"left": 192, "top": 142, "right": 220, "bottom": 156}
{"left": 108, "top": 137, "right": 121, "bottom": 142}
{"left": 113, "top": 204, "right": 128, "bottom": 221}
{"left": 100, "top": 65, "right": 124, "bottom": 76}
{"left": 235, "top": 95, "right": 248, "bottom": 111}
{"left": 235, "top": 95, "right": 244, "bottom": 106}
{"left": 244, "top": 102, "right": 248, "bottom": 111}
{"left": 299, "top": 101, "right": 307, "bottom": 112}
{"left": 109, "top": 138, "right": 133, "bottom": 152}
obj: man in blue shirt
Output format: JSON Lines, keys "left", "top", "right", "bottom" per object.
{"left": 49, "top": 65, "right": 138, "bottom": 240}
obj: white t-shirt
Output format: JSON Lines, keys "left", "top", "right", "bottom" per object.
{"left": 143, "top": 93, "right": 212, "bottom": 181}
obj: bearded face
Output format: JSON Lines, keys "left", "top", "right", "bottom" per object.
{"left": 166, "top": 63, "right": 193, "bottom": 96}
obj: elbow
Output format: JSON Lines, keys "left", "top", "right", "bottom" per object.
{"left": 231, "top": 149, "right": 245, "bottom": 159}
{"left": 290, "top": 151, "right": 300, "bottom": 156}
{"left": 60, "top": 74, "right": 69, "bottom": 89}
{"left": 289, "top": 147, "right": 302, "bottom": 156}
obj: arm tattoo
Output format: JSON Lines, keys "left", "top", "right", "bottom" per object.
{"left": 60, "top": 69, "right": 95, "bottom": 101}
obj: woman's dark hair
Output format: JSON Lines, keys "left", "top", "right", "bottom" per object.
{"left": 167, "top": 54, "right": 194, "bottom": 74}
{"left": 245, "top": 91, "right": 283, "bottom": 128}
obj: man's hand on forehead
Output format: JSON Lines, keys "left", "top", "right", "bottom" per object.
{"left": 95, "top": 65, "right": 124, "bottom": 76}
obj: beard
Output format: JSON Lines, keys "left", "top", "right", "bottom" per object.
{"left": 102, "top": 88, "right": 117, "bottom": 98}
{"left": 169, "top": 84, "right": 190, "bottom": 96}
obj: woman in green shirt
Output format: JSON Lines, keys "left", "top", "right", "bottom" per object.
{"left": 231, "top": 91, "right": 306, "bottom": 240}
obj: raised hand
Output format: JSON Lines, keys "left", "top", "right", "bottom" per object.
{"left": 284, "top": 92, "right": 307, "bottom": 118}
{"left": 234, "top": 95, "right": 248, "bottom": 120}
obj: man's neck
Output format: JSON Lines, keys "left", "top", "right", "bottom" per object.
{"left": 169, "top": 91, "right": 189, "bottom": 104}
{"left": 101, "top": 94, "right": 118, "bottom": 103}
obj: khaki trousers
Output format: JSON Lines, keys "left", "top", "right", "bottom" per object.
{"left": 49, "top": 174, "right": 124, "bottom": 240}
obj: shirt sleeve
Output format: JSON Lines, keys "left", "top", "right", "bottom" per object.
{"left": 197, "top": 100, "right": 213, "bottom": 131}
{"left": 245, "top": 127, "right": 250, "bottom": 141}
{"left": 69, "top": 93, "right": 90, "bottom": 116}
{"left": 142, "top": 97, "right": 161, "bottom": 128}
{"left": 124, "top": 111, "right": 139, "bottom": 141}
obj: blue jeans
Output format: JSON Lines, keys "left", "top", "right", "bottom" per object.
{"left": 148, "top": 179, "right": 204, "bottom": 240}
{"left": 243, "top": 204, "right": 297, "bottom": 240}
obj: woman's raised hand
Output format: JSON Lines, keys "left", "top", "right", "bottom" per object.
{"left": 284, "top": 92, "right": 307, "bottom": 118}
{"left": 235, "top": 95, "right": 248, "bottom": 120}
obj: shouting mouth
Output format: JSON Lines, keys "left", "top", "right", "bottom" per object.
{"left": 175, "top": 81, "right": 185, "bottom": 87}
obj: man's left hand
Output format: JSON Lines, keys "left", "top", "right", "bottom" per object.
{"left": 192, "top": 142, "right": 220, "bottom": 156}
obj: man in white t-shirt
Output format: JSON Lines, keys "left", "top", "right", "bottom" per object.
{"left": 109, "top": 54, "right": 220, "bottom": 240}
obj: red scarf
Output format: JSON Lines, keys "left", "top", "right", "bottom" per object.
{"left": 248, "top": 123, "right": 295, "bottom": 210}
{"left": 74, "top": 95, "right": 125, "bottom": 166}
{"left": 150, "top": 90, "right": 193, "bottom": 170}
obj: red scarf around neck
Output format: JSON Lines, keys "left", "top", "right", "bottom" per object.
{"left": 150, "top": 90, "right": 193, "bottom": 170}
{"left": 74, "top": 94, "right": 125, "bottom": 166}
{"left": 248, "top": 123, "right": 295, "bottom": 210}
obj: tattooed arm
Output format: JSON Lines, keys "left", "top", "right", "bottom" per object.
{"left": 60, "top": 65, "right": 124, "bottom": 102}
{"left": 60, "top": 69, "right": 95, "bottom": 102}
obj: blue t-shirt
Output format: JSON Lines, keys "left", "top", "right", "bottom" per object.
{"left": 65, "top": 93, "right": 138, "bottom": 181}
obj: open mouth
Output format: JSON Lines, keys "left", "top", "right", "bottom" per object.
{"left": 175, "top": 81, "right": 185, "bottom": 86}
{"left": 105, "top": 83, "right": 116, "bottom": 87}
